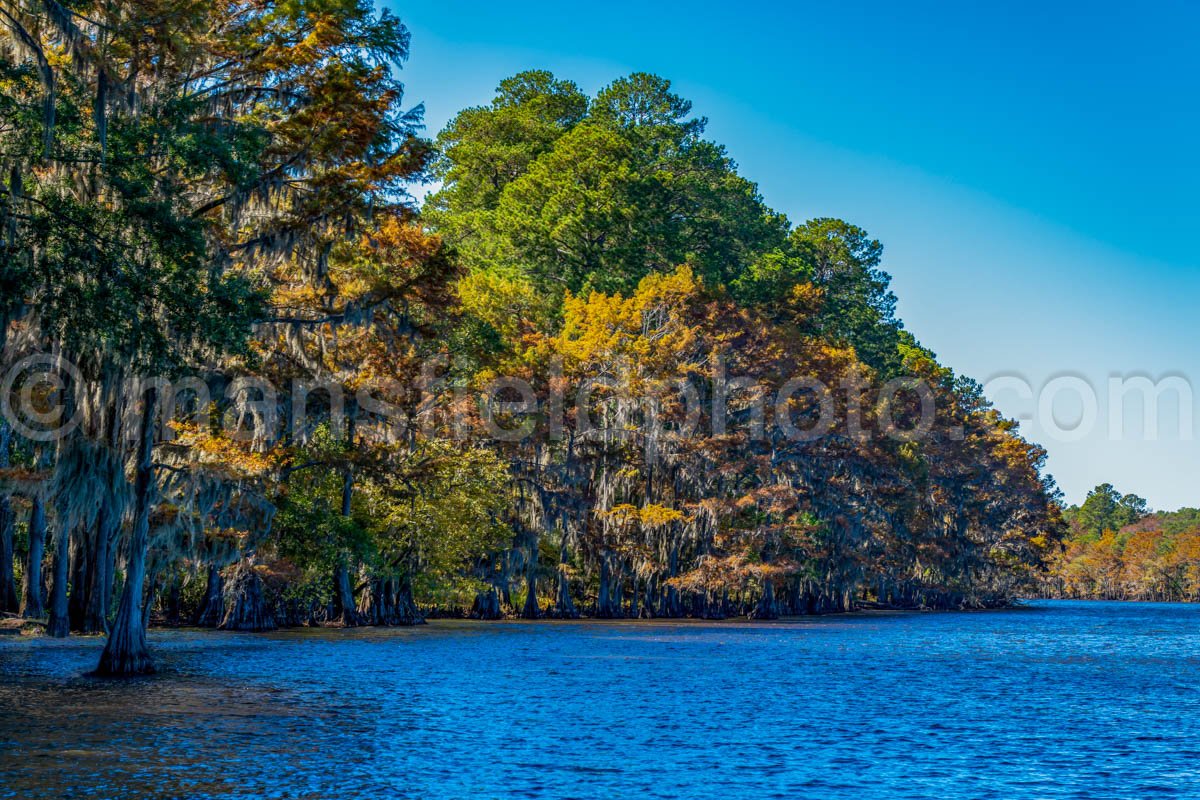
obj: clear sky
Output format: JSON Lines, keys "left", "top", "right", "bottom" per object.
{"left": 388, "top": 0, "right": 1200, "bottom": 510}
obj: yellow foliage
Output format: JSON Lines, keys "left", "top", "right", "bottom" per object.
{"left": 169, "top": 422, "right": 283, "bottom": 478}
{"left": 457, "top": 267, "right": 551, "bottom": 347}
{"left": 552, "top": 265, "right": 703, "bottom": 378}
{"left": 602, "top": 503, "right": 687, "bottom": 528}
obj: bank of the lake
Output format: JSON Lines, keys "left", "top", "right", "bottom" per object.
{"left": 1, "top": 600, "right": 1198, "bottom": 799}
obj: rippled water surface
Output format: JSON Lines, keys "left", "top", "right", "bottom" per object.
{"left": 1, "top": 600, "right": 1198, "bottom": 799}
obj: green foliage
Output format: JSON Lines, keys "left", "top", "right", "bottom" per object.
{"left": 427, "top": 70, "right": 785, "bottom": 300}
{"left": 1159, "top": 508, "right": 1200, "bottom": 537}
{"left": 1073, "top": 483, "right": 1150, "bottom": 538}
{"left": 275, "top": 428, "right": 373, "bottom": 571}
{"left": 592, "top": 72, "right": 701, "bottom": 131}
{"left": 425, "top": 70, "right": 588, "bottom": 257}
{"left": 357, "top": 441, "right": 513, "bottom": 582}
{"left": 428, "top": 71, "right": 906, "bottom": 385}
{"left": 275, "top": 427, "right": 512, "bottom": 587}
{"left": 790, "top": 218, "right": 903, "bottom": 377}
{"left": 730, "top": 249, "right": 815, "bottom": 309}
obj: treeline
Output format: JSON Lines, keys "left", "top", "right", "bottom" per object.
{"left": 1044, "top": 484, "right": 1200, "bottom": 601}
{"left": 0, "top": 0, "right": 1062, "bottom": 675}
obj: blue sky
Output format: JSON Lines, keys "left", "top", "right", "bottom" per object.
{"left": 389, "top": 0, "right": 1200, "bottom": 510}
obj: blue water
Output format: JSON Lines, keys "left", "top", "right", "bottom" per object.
{"left": 0, "top": 600, "right": 1198, "bottom": 799}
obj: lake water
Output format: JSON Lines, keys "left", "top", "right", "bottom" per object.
{"left": 0, "top": 600, "right": 1198, "bottom": 799}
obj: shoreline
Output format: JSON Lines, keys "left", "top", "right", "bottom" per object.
{"left": 0, "top": 603, "right": 1029, "bottom": 639}
{"left": 14, "top": 598, "right": 1195, "bottom": 641}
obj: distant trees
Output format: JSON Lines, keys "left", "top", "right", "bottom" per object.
{"left": 1068, "top": 484, "right": 1149, "bottom": 538}
{"left": 1049, "top": 486, "right": 1200, "bottom": 601}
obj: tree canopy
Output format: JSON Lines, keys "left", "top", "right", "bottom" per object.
{"left": 0, "top": 28, "right": 1074, "bottom": 677}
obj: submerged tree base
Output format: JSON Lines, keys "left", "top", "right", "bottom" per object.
{"left": 93, "top": 649, "right": 156, "bottom": 677}
{"left": 470, "top": 588, "right": 502, "bottom": 620}
{"left": 220, "top": 563, "right": 277, "bottom": 633}
{"left": 358, "top": 577, "right": 425, "bottom": 626}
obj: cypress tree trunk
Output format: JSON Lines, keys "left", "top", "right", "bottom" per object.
{"left": 72, "top": 530, "right": 113, "bottom": 634}
{"left": 194, "top": 564, "right": 224, "bottom": 627}
{"left": 0, "top": 421, "right": 18, "bottom": 613}
{"left": 750, "top": 579, "right": 779, "bottom": 620}
{"left": 331, "top": 452, "right": 361, "bottom": 627}
{"left": 640, "top": 574, "right": 656, "bottom": 619}
{"left": 163, "top": 572, "right": 182, "bottom": 627}
{"left": 612, "top": 566, "right": 624, "bottom": 616}
{"left": 470, "top": 585, "right": 502, "bottom": 620}
{"left": 520, "top": 542, "right": 540, "bottom": 619}
{"left": 45, "top": 363, "right": 75, "bottom": 639}
{"left": 141, "top": 569, "right": 160, "bottom": 632}
{"left": 394, "top": 575, "right": 424, "bottom": 625}
{"left": 102, "top": 535, "right": 116, "bottom": 620}
{"left": 521, "top": 571, "right": 539, "bottom": 619}
{"left": 358, "top": 574, "right": 423, "bottom": 626}
{"left": 553, "top": 541, "right": 578, "bottom": 619}
{"left": 0, "top": 499, "right": 15, "bottom": 613}
{"left": 359, "top": 576, "right": 386, "bottom": 625}
{"left": 96, "top": 388, "right": 158, "bottom": 677}
{"left": 332, "top": 560, "right": 360, "bottom": 627}
{"left": 46, "top": 527, "right": 70, "bottom": 637}
{"left": 219, "top": 561, "right": 276, "bottom": 632}
{"left": 67, "top": 532, "right": 89, "bottom": 631}
{"left": 662, "top": 546, "right": 683, "bottom": 618}
{"left": 596, "top": 551, "right": 618, "bottom": 618}
{"left": 83, "top": 504, "right": 115, "bottom": 634}
{"left": 21, "top": 495, "right": 46, "bottom": 618}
